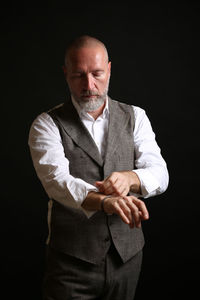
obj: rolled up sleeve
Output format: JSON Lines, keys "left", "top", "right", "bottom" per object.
{"left": 132, "top": 106, "right": 169, "bottom": 198}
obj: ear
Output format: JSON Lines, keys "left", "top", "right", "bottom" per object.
{"left": 108, "top": 61, "right": 111, "bottom": 74}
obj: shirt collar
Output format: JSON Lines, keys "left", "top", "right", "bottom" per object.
{"left": 71, "top": 95, "right": 109, "bottom": 120}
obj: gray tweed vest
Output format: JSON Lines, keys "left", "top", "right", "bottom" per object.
{"left": 48, "top": 97, "right": 144, "bottom": 264}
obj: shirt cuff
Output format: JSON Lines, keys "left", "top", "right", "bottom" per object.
{"left": 133, "top": 169, "right": 160, "bottom": 198}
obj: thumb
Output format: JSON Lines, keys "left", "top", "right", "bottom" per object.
{"left": 95, "top": 181, "right": 103, "bottom": 187}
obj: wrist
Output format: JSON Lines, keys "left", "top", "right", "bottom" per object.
{"left": 101, "top": 196, "right": 111, "bottom": 212}
{"left": 82, "top": 191, "right": 106, "bottom": 211}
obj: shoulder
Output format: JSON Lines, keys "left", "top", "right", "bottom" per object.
{"left": 47, "top": 102, "right": 65, "bottom": 119}
{"left": 132, "top": 105, "right": 146, "bottom": 120}
{"left": 109, "top": 97, "right": 132, "bottom": 112}
{"left": 30, "top": 112, "right": 54, "bottom": 129}
{"left": 29, "top": 103, "right": 64, "bottom": 135}
{"left": 109, "top": 97, "right": 146, "bottom": 119}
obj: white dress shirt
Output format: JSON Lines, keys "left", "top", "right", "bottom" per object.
{"left": 28, "top": 97, "right": 169, "bottom": 218}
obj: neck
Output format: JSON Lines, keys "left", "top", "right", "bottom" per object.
{"left": 88, "top": 101, "right": 106, "bottom": 120}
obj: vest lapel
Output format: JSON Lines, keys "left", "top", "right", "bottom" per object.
{"left": 57, "top": 100, "right": 103, "bottom": 166}
{"left": 104, "top": 98, "right": 132, "bottom": 162}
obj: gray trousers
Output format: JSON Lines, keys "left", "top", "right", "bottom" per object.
{"left": 43, "top": 244, "right": 142, "bottom": 300}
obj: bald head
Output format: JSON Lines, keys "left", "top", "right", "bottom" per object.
{"left": 64, "top": 35, "right": 109, "bottom": 67}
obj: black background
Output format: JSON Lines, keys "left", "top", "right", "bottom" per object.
{"left": 1, "top": 2, "right": 200, "bottom": 299}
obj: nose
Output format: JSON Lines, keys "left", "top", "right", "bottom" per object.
{"left": 83, "top": 74, "right": 95, "bottom": 90}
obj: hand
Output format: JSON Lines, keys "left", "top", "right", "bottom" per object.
{"left": 103, "top": 195, "right": 149, "bottom": 228}
{"left": 96, "top": 171, "right": 141, "bottom": 197}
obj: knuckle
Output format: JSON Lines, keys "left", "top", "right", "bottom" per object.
{"left": 108, "top": 178, "right": 114, "bottom": 184}
{"left": 119, "top": 197, "right": 125, "bottom": 204}
{"left": 113, "top": 201, "right": 120, "bottom": 210}
{"left": 113, "top": 187, "right": 120, "bottom": 195}
{"left": 127, "top": 197, "right": 135, "bottom": 207}
{"left": 125, "top": 206, "right": 131, "bottom": 214}
{"left": 126, "top": 197, "right": 132, "bottom": 204}
{"left": 138, "top": 199, "right": 144, "bottom": 204}
{"left": 112, "top": 184, "right": 118, "bottom": 190}
{"left": 119, "top": 199, "right": 130, "bottom": 212}
{"left": 133, "top": 207, "right": 139, "bottom": 216}
{"left": 138, "top": 200, "right": 146, "bottom": 208}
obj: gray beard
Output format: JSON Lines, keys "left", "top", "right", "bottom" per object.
{"left": 72, "top": 82, "right": 109, "bottom": 112}
{"left": 75, "top": 95, "right": 106, "bottom": 112}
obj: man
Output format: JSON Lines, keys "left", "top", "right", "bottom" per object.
{"left": 28, "top": 35, "right": 169, "bottom": 300}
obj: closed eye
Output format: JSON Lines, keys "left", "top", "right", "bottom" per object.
{"left": 93, "top": 71, "right": 104, "bottom": 77}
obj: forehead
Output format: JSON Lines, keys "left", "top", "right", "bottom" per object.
{"left": 67, "top": 46, "right": 107, "bottom": 70}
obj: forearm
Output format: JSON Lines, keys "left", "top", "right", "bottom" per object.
{"left": 81, "top": 191, "right": 106, "bottom": 211}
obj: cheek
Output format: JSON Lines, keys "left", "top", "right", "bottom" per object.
{"left": 97, "top": 76, "right": 109, "bottom": 90}
{"left": 67, "top": 79, "right": 81, "bottom": 93}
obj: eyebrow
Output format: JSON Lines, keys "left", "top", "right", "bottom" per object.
{"left": 72, "top": 69, "right": 104, "bottom": 74}
{"left": 93, "top": 69, "right": 104, "bottom": 73}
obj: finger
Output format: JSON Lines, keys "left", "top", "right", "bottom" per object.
{"left": 95, "top": 181, "right": 105, "bottom": 194}
{"left": 118, "top": 198, "right": 134, "bottom": 227}
{"left": 123, "top": 197, "right": 141, "bottom": 228}
{"left": 95, "top": 181, "right": 103, "bottom": 187}
{"left": 105, "top": 178, "right": 129, "bottom": 196}
{"left": 97, "top": 184, "right": 115, "bottom": 196}
{"left": 114, "top": 202, "right": 131, "bottom": 225}
{"left": 131, "top": 197, "right": 149, "bottom": 220}
{"left": 99, "top": 177, "right": 118, "bottom": 195}
{"left": 104, "top": 176, "right": 118, "bottom": 189}
{"left": 104, "top": 185, "right": 116, "bottom": 195}
{"left": 112, "top": 179, "right": 128, "bottom": 196}
{"left": 125, "top": 195, "right": 149, "bottom": 220}
{"left": 105, "top": 197, "right": 135, "bottom": 228}
{"left": 131, "top": 204, "right": 141, "bottom": 228}
{"left": 96, "top": 181, "right": 113, "bottom": 195}
{"left": 99, "top": 173, "right": 129, "bottom": 197}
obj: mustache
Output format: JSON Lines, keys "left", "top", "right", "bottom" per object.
{"left": 81, "top": 90, "right": 99, "bottom": 97}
